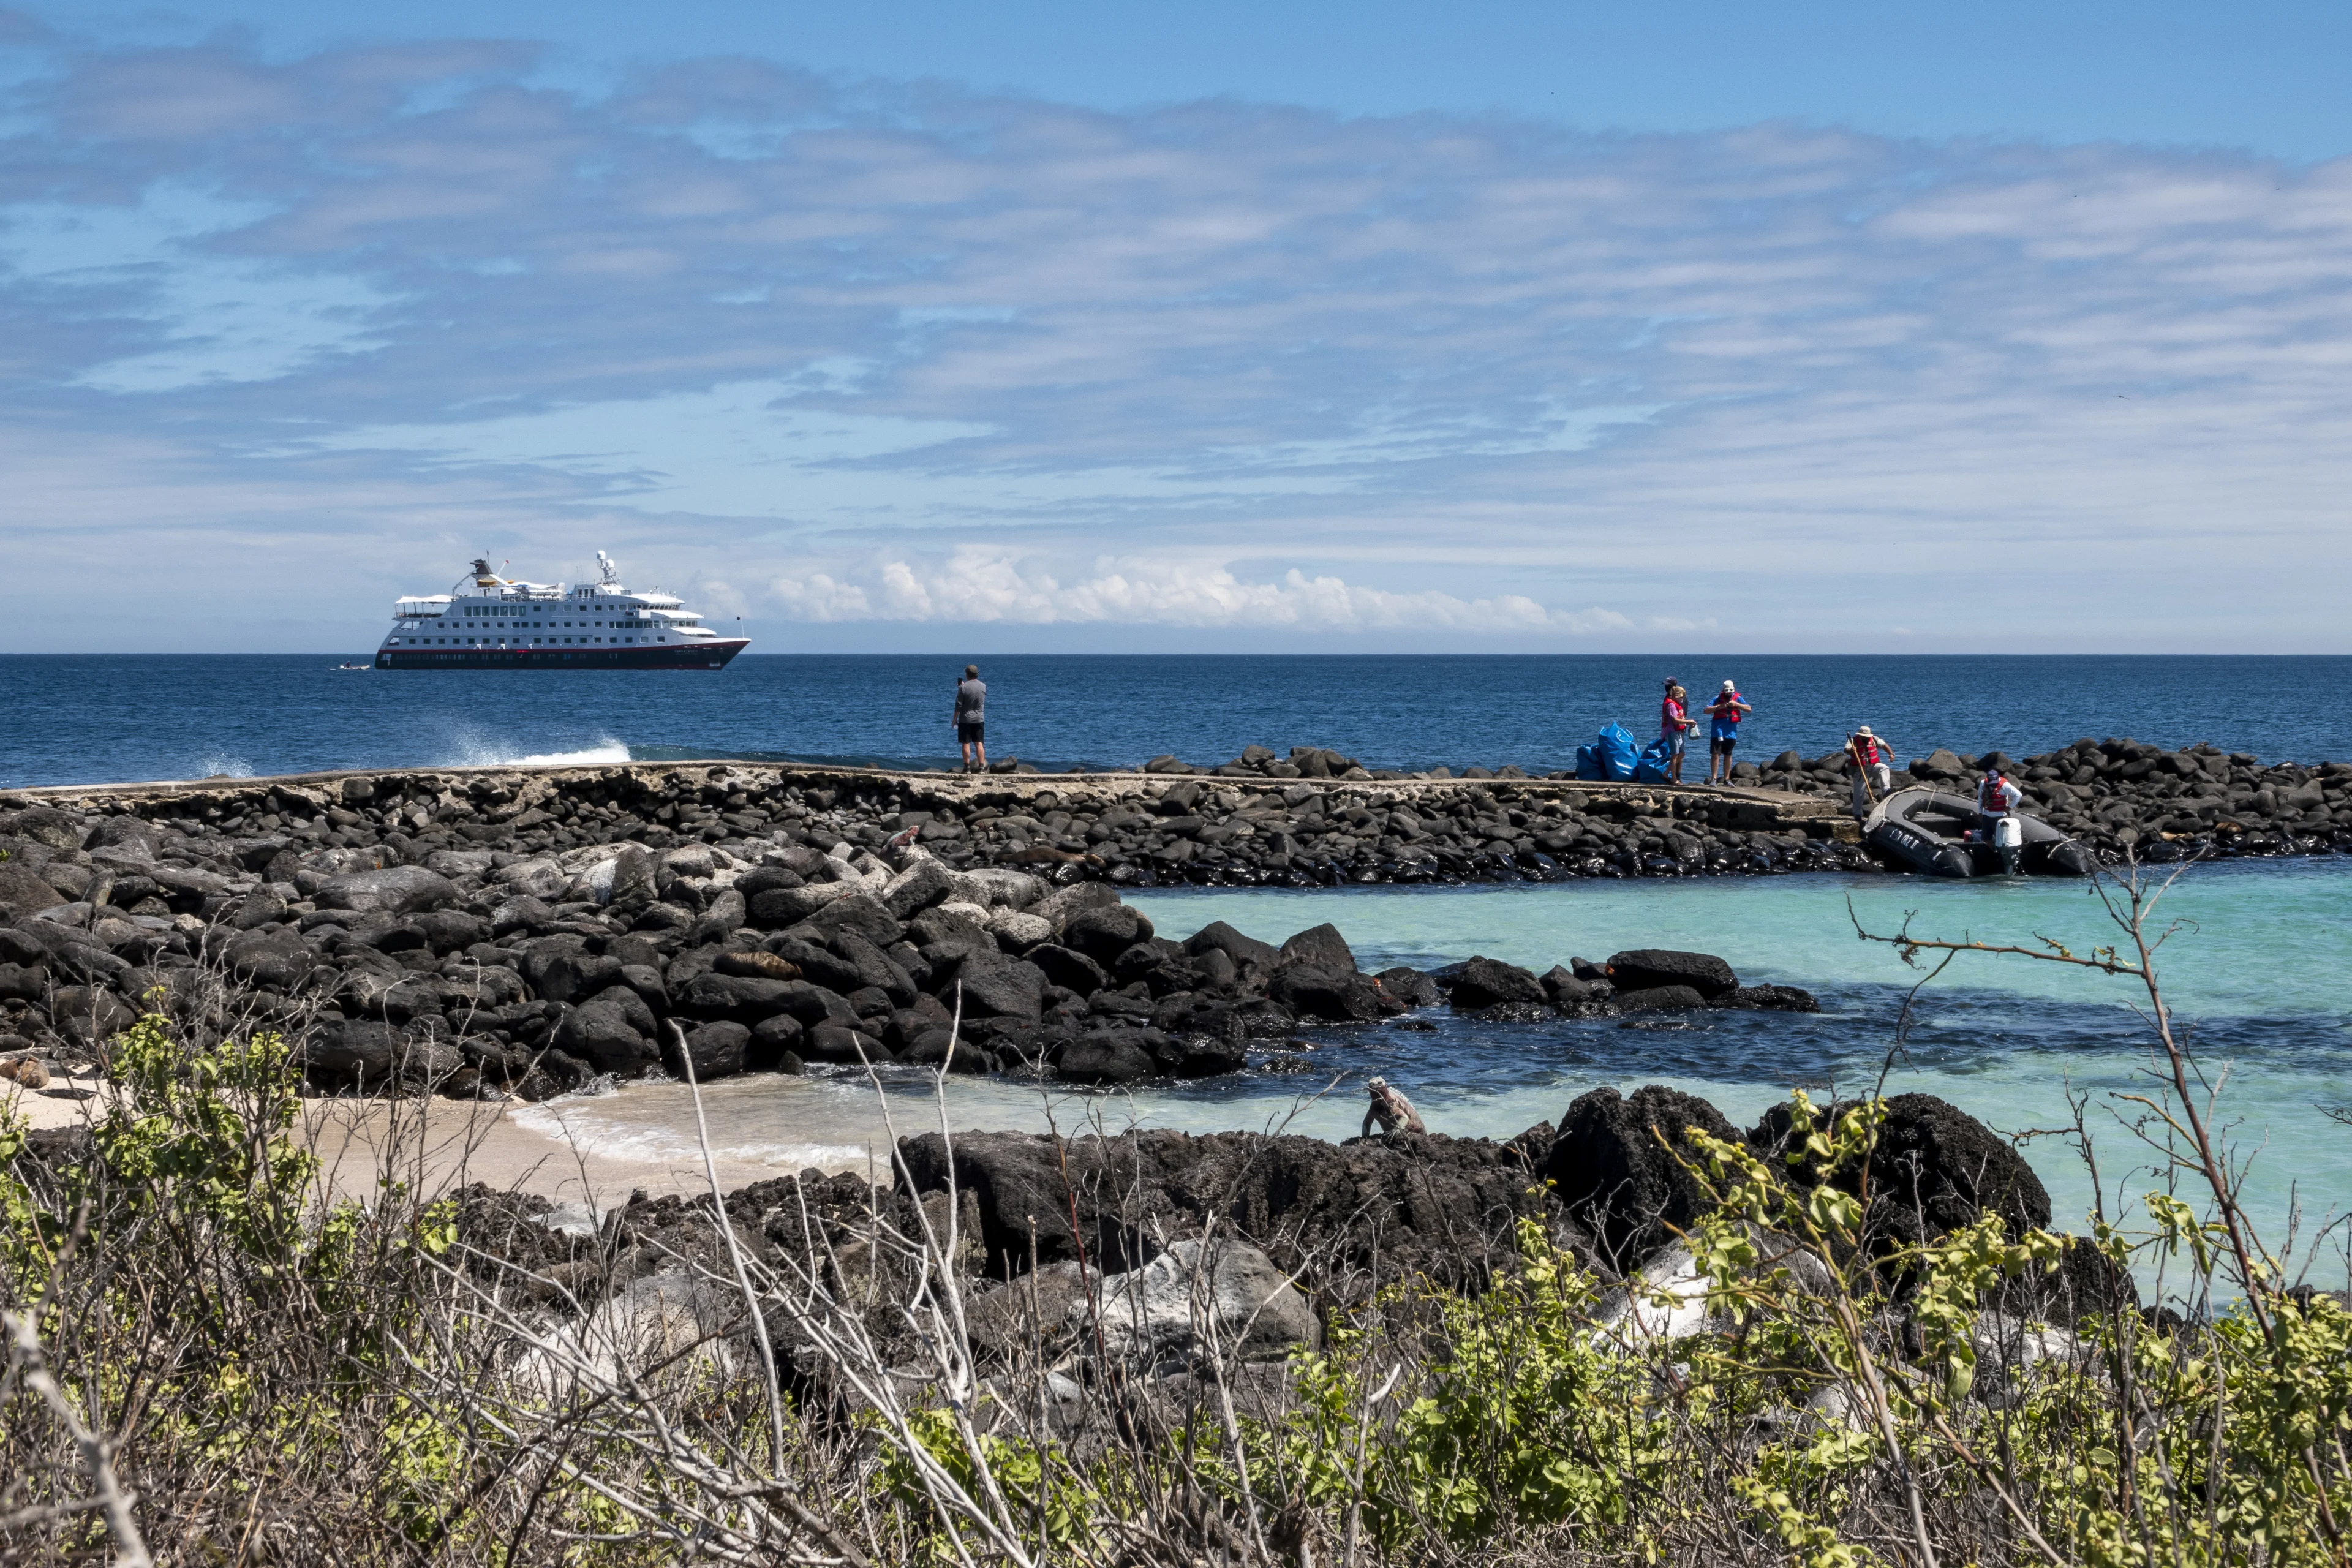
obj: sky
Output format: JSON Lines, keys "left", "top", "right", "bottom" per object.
{"left": 2, "top": 2, "right": 2348, "bottom": 654}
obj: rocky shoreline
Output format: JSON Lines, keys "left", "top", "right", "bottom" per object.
{"left": 1, "top": 741, "right": 2345, "bottom": 1101}
{"left": 440, "top": 1080, "right": 2136, "bottom": 1414}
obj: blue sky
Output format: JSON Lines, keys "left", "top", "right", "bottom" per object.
{"left": 3, "top": 1, "right": 2348, "bottom": 652}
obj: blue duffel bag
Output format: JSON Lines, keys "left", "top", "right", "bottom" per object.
{"left": 1596, "top": 723, "right": 1638, "bottom": 782}
{"left": 1632, "top": 737, "right": 1673, "bottom": 782}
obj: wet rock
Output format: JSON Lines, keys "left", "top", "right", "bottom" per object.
{"left": 1605, "top": 949, "right": 1739, "bottom": 999}
{"left": 1373, "top": 966, "right": 1442, "bottom": 1008}
{"left": 1617, "top": 985, "right": 1707, "bottom": 1014}
{"left": 305, "top": 1020, "right": 462, "bottom": 1087}
{"left": 668, "top": 1020, "right": 750, "bottom": 1081}
{"left": 767, "top": 981, "right": 861, "bottom": 1030}
{"left": 749, "top": 1012, "right": 804, "bottom": 1066}
{"left": 801, "top": 1020, "right": 886, "bottom": 1065}
{"left": 553, "top": 1001, "right": 660, "bottom": 1077}
{"left": 584, "top": 982, "right": 658, "bottom": 1040}
{"left": 1440, "top": 956, "right": 1548, "bottom": 1011}
{"left": 1268, "top": 965, "right": 1398, "bottom": 1023}
{"left": 1719, "top": 984, "right": 1819, "bottom": 1012}
{"left": 1055, "top": 1031, "right": 1158, "bottom": 1085}
{"left": 538, "top": 951, "right": 624, "bottom": 1006}
{"left": 1540, "top": 966, "right": 1611, "bottom": 1008}
{"left": 1277, "top": 923, "right": 1357, "bottom": 974}
{"left": 948, "top": 949, "right": 1047, "bottom": 1022}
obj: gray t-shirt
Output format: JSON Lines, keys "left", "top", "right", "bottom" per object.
{"left": 955, "top": 679, "right": 986, "bottom": 722}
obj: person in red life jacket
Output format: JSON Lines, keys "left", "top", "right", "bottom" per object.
{"left": 1978, "top": 763, "right": 2023, "bottom": 821}
{"left": 1703, "top": 679, "right": 1752, "bottom": 785}
{"left": 1659, "top": 679, "right": 1694, "bottom": 783}
{"left": 1362, "top": 1076, "right": 1426, "bottom": 1137}
{"left": 1847, "top": 725, "right": 1894, "bottom": 816}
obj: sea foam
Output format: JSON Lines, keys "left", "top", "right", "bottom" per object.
{"left": 439, "top": 736, "right": 633, "bottom": 769}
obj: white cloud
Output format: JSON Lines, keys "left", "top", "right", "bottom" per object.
{"left": 0, "top": 35, "right": 2348, "bottom": 649}
{"left": 769, "top": 549, "right": 1616, "bottom": 631}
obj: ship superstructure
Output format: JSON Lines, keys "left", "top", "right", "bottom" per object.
{"left": 374, "top": 554, "right": 748, "bottom": 670}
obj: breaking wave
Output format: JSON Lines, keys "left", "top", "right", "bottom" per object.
{"left": 437, "top": 734, "right": 633, "bottom": 769}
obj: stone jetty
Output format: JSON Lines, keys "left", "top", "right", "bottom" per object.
{"left": 0, "top": 738, "right": 2342, "bottom": 1100}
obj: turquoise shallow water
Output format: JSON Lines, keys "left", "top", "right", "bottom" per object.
{"left": 516, "top": 859, "right": 2352, "bottom": 1280}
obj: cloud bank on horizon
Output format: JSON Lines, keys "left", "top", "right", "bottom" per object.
{"left": 1, "top": 17, "right": 2347, "bottom": 652}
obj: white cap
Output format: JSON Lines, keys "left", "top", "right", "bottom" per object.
{"left": 1721, "top": 679, "right": 1736, "bottom": 691}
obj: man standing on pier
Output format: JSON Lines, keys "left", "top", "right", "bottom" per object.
{"left": 954, "top": 664, "right": 988, "bottom": 774}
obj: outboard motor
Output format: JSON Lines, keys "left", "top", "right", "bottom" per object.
{"left": 1992, "top": 815, "right": 2024, "bottom": 876}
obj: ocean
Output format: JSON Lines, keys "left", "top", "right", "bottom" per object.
{"left": 520, "top": 859, "right": 2352, "bottom": 1278}
{"left": 5, "top": 652, "right": 2351, "bottom": 790}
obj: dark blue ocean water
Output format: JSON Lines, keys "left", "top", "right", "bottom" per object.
{"left": 4, "top": 653, "right": 2350, "bottom": 789}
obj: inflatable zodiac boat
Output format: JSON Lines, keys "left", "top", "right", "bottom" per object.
{"left": 1863, "top": 785, "right": 2092, "bottom": 878}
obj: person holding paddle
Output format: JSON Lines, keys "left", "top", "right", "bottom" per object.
{"left": 1847, "top": 725, "right": 1894, "bottom": 816}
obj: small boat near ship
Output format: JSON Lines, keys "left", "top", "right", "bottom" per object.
{"left": 374, "top": 554, "right": 748, "bottom": 671}
{"left": 1863, "top": 785, "right": 2092, "bottom": 878}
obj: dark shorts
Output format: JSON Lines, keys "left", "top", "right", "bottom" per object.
{"left": 1710, "top": 724, "right": 1738, "bottom": 751}
{"left": 957, "top": 721, "right": 984, "bottom": 743}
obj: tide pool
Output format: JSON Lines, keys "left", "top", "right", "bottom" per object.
{"left": 514, "top": 859, "right": 2352, "bottom": 1291}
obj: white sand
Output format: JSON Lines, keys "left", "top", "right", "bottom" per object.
{"left": 5, "top": 1067, "right": 888, "bottom": 1210}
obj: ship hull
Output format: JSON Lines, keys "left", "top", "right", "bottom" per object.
{"left": 375, "top": 639, "right": 749, "bottom": 671}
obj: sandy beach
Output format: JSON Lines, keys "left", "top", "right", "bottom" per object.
{"left": 5, "top": 1067, "right": 893, "bottom": 1210}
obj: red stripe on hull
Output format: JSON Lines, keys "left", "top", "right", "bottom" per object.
{"left": 375, "top": 640, "right": 748, "bottom": 671}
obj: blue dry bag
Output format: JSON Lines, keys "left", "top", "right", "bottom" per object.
{"left": 1596, "top": 723, "right": 1638, "bottom": 782}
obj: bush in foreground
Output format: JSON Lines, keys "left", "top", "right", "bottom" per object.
{"left": 4, "top": 868, "right": 2349, "bottom": 1565}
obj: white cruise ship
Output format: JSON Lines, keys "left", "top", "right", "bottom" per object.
{"left": 373, "top": 554, "right": 750, "bottom": 670}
